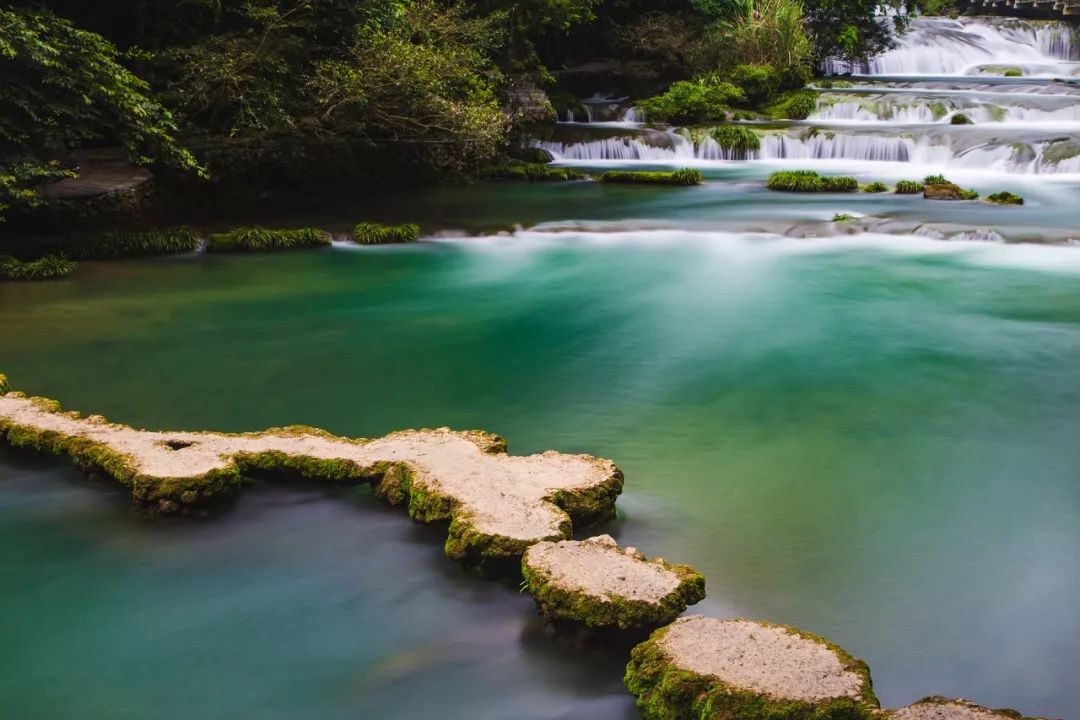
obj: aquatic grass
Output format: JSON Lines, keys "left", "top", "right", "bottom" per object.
{"left": 488, "top": 163, "right": 584, "bottom": 182}
{"left": 766, "top": 171, "right": 857, "bottom": 193}
{"left": 821, "top": 176, "right": 859, "bottom": 192}
{"left": 923, "top": 174, "right": 949, "bottom": 186}
{"left": 861, "top": 181, "right": 888, "bottom": 193}
{"left": 599, "top": 169, "right": 703, "bottom": 186}
{"left": 206, "top": 227, "right": 331, "bottom": 252}
{"left": 0, "top": 255, "right": 77, "bottom": 281}
{"left": 353, "top": 223, "right": 421, "bottom": 245}
{"left": 832, "top": 213, "right": 855, "bottom": 222}
{"left": 895, "top": 180, "right": 924, "bottom": 194}
{"left": 81, "top": 228, "right": 202, "bottom": 259}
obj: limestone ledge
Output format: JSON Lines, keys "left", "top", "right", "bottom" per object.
{"left": 625, "top": 616, "right": 879, "bottom": 720}
{"left": 522, "top": 534, "right": 705, "bottom": 630}
{"left": 0, "top": 374, "right": 623, "bottom": 564}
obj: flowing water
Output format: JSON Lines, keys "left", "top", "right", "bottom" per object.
{"left": 2, "top": 16, "right": 1080, "bottom": 720}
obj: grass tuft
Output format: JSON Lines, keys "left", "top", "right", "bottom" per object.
{"left": 206, "top": 227, "right": 331, "bottom": 252}
{"left": 600, "top": 169, "right": 704, "bottom": 186}
{"left": 353, "top": 223, "right": 421, "bottom": 245}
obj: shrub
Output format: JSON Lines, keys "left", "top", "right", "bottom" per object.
{"left": 639, "top": 78, "right": 746, "bottom": 123}
{"left": 950, "top": 113, "right": 973, "bottom": 125}
{"left": 206, "top": 227, "right": 331, "bottom": 252}
{"left": 986, "top": 191, "right": 1023, "bottom": 205}
{"left": 895, "top": 180, "right": 924, "bottom": 194}
{"left": 600, "top": 169, "right": 704, "bottom": 186}
{"left": 862, "top": 181, "right": 888, "bottom": 193}
{"left": 353, "top": 223, "right": 421, "bottom": 245}
{"left": 960, "top": 188, "right": 980, "bottom": 200}
{"left": 924, "top": 174, "right": 949, "bottom": 186}
{"left": 764, "top": 90, "right": 818, "bottom": 120}
{"left": 709, "top": 126, "right": 761, "bottom": 157}
{"left": 0, "top": 255, "right": 77, "bottom": 281}
{"left": 821, "top": 176, "right": 859, "bottom": 192}
{"left": 731, "top": 64, "right": 781, "bottom": 106}
{"left": 766, "top": 170, "right": 823, "bottom": 192}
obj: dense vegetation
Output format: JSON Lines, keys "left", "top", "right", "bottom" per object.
{"left": 1, "top": 0, "right": 901, "bottom": 219}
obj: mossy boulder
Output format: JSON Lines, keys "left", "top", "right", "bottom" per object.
{"left": 487, "top": 162, "right": 585, "bottom": 182}
{"left": 924, "top": 183, "right": 978, "bottom": 201}
{"left": 353, "top": 223, "right": 420, "bottom": 245}
{"left": 521, "top": 535, "right": 705, "bottom": 631}
{"left": 766, "top": 171, "right": 858, "bottom": 193}
{"left": 893, "top": 696, "right": 1043, "bottom": 720}
{"left": 950, "top": 113, "right": 974, "bottom": 125}
{"left": 625, "top": 616, "right": 879, "bottom": 720}
{"left": 986, "top": 191, "right": 1023, "bottom": 206}
{"left": 600, "top": 169, "right": 703, "bottom": 186}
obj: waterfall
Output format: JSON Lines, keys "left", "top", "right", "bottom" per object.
{"left": 823, "top": 17, "right": 1079, "bottom": 75}
{"left": 810, "top": 96, "right": 1080, "bottom": 123}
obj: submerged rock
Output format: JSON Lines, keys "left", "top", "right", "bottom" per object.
{"left": 894, "top": 696, "right": 1047, "bottom": 720}
{"left": 0, "top": 378, "right": 623, "bottom": 565}
{"left": 625, "top": 616, "right": 878, "bottom": 719}
{"left": 521, "top": 534, "right": 705, "bottom": 631}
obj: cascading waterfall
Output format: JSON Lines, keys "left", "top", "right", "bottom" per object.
{"left": 810, "top": 95, "right": 1080, "bottom": 123}
{"left": 823, "top": 17, "right": 1079, "bottom": 75}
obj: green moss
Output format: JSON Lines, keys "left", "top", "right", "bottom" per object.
{"left": 352, "top": 222, "right": 420, "bottom": 245}
{"left": 0, "top": 255, "right": 77, "bottom": 281}
{"left": 549, "top": 466, "right": 624, "bottom": 529}
{"left": 487, "top": 162, "right": 585, "bottom": 182}
{"left": 600, "top": 169, "right": 704, "bottom": 186}
{"left": 923, "top": 174, "right": 949, "bottom": 186}
{"left": 895, "top": 180, "right": 924, "bottom": 194}
{"left": 861, "top": 181, "right": 888, "bottom": 193}
{"left": 986, "top": 191, "right": 1023, "bottom": 205}
{"left": 638, "top": 78, "right": 745, "bottom": 123}
{"left": 950, "top": 113, "right": 973, "bottom": 125}
{"left": 1042, "top": 139, "right": 1080, "bottom": 166}
{"left": 206, "top": 227, "right": 331, "bottom": 252}
{"left": 709, "top": 126, "right": 761, "bottom": 157}
{"left": 522, "top": 553, "right": 705, "bottom": 630}
{"left": 928, "top": 102, "right": 950, "bottom": 121}
{"left": 0, "top": 374, "right": 8, "bottom": 394}
{"left": 625, "top": 621, "right": 879, "bottom": 720}
{"left": 833, "top": 213, "right": 856, "bottom": 222}
{"left": 764, "top": 90, "right": 818, "bottom": 120}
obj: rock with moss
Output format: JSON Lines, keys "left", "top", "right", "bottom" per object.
{"left": 353, "top": 223, "right": 420, "bottom": 245}
{"left": 950, "top": 113, "right": 974, "bottom": 125}
{"left": 600, "top": 169, "right": 703, "bottom": 186}
{"left": 487, "top": 162, "right": 585, "bottom": 182}
{"left": 207, "top": 227, "right": 331, "bottom": 252}
{"left": 625, "top": 616, "right": 879, "bottom": 720}
{"left": 861, "top": 181, "right": 888, "bottom": 193}
{"left": 521, "top": 535, "right": 705, "bottom": 631}
{"left": 0, "top": 375, "right": 623, "bottom": 567}
{"left": 924, "top": 183, "right": 979, "bottom": 201}
{"left": 895, "top": 180, "right": 924, "bottom": 194}
{"left": 986, "top": 191, "right": 1023, "bottom": 206}
{"left": 766, "top": 171, "right": 858, "bottom": 193}
{"left": 892, "top": 696, "right": 1045, "bottom": 720}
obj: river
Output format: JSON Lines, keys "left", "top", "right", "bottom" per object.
{"left": 1, "top": 16, "right": 1078, "bottom": 720}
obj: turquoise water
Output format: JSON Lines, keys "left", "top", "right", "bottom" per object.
{"left": 2, "top": 232, "right": 1079, "bottom": 717}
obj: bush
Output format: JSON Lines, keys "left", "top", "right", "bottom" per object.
{"left": 764, "top": 90, "right": 818, "bottom": 120}
{"left": 1, "top": 255, "right": 77, "bottom": 281}
{"left": 950, "top": 113, "right": 973, "bottom": 125}
{"left": 353, "top": 223, "right": 421, "bottom": 245}
{"left": 924, "top": 174, "right": 949, "bottom": 186}
{"left": 766, "top": 170, "right": 858, "bottom": 193}
{"left": 207, "top": 227, "right": 331, "bottom": 252}
{"left": 986, "top": 191, "right": 1023, "bottom": 205}
{"left": 600, "top": 169, "right": 704, "bottom": 186}
{"left": 731, "top": 64, "right": 781, "bottom": 106}
{"left": 895, "top": 180, "right": 924, "bottom": 194}
{"left": 862, "top": 181, "right": 888, "bottom": 193}
{"left": 639, "top": 78, "right": 746, "bottom": 123}
{"left": 709, "top": 126, "right": 761, "bottom": 157}
{"left": 766, "top": 170, "right": 823, "bottom": 192}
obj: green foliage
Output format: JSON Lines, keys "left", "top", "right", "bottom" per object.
{"left": 709, "top": 126, "right": 761, "bottom": 156}
{"left": 731, "top": 64, "right": 781, "bottom": 106}
{"left": 923, "top": 181, "right": 978, "bottom": 201}
{"left": 0, "top": 255, "right": 77, "bottom": 282}
{"left": 959, "top": 188, "right": 979, "bottom": 200}
{"left": 986, "top": 191, "right": 1023, "bottom": 205}
{"left": 923, "top": 174, "right": 949, "bottom": 186}
{"left": 764, "top": 90, "right": 818, "bottom": 119}
{"left": 766, "top": 170, "right": 858, "bottom": 192}
{"left": 639, "top": 78, "right": 745, "bottom": 123}
{"left": 207, "top": 227, "right": 331, "bottom": 252}
{"left": 78, "top": 228, "right": 202, "bottom": 259}
{"left": 914, "top": 0, "right": 958, "bottom": 14}
{"left": 950, "top": 113, "right": 973, "bottom": 125}
{"left": 488, "top": 162, "right": 585, "bottom": 181}
{"left": 698, "top": 0, "right": 812, "bottom": 94}
{"left": 895, "top": 180, "right": 924, "bottom": 194}
{"left": 861, "top": 181, "right": 888, "bottom": 193}
{"left": 832, "top": 213, "right": 855, "bottom": 222}
{"left": 353, "top": 223, "right": 421, "bottom": 245}
{"left": 600, "top": 169, "right": 704, "bottom": 186}
{"left": 0, "top": 7, "right": 196, "bottom": 220}
{"left": 805, "top": 0, "right": 898, "bottom": 64}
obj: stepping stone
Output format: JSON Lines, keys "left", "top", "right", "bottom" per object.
{"left": 625, "top": 615, "right": 878, "bottom": 719}
{"left": 894, "top": 696, "right": 1046, "bottom": 720}
{"left": 521, "top": 534, "right": 705, "bottom": 630}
